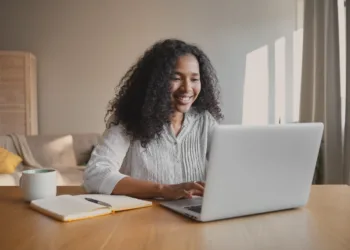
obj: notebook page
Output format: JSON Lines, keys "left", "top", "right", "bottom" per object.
{"left": 30, "top": 195, "right": 108, "bottom": 217}
{"left": 77, "top": 194, "right": 152, "bottom": 211}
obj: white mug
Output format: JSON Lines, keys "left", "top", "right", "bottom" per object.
{"left": 20, "top": 169, "right": 57, "bottom": 202}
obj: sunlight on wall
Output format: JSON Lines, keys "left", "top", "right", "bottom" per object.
{"left": 242, "top": 32, "right": 303, "bottom": 125}
{"left": 338, "top": 0, "right": 346, "bottom": 132}
{"left": 241, "top": 0, "right": 345, "bottom": 126}
{"left": 293, "top": 29, "right": 303, "bottom": 122}
{"left": 275, "top": 37, "right": 286, "bottom": 124}
{"left": 242, "top": 45, "right": 269, "bottom": 125}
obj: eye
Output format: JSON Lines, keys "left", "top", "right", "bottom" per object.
{"left": 192, "top": 78, "right": 200, "bottom": 82}
{"left": 171, "top": 75, "right": 181, "bottom": 81}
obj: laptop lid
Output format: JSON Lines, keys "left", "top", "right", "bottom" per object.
{"left": 199, "top": 123, "right": 324, "bottom": 222}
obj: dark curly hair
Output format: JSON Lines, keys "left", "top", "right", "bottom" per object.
{"left": 106, "top": 39, "right": 223, "bottom": 147}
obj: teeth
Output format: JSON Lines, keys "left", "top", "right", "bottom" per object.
{"left": 178, "top": 96, "right": 191, "bottom": 101}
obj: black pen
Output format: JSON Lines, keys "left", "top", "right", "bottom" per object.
{"left": 85, "top": 198, "right": 112, "bottom": 208}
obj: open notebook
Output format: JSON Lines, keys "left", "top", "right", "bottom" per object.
{"left": 29, "top": 194, "right": 152, "bottom": 222}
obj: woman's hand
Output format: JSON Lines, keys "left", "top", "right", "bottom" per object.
{"left": 112, "top": 177, "right": 205, "bottom": 200}
{"left": 159, "top": 181, "right": 205, "bottom": 200}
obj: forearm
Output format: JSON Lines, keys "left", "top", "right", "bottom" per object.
{"left": 112, "top": 177, "right": 163, "bottom": 199}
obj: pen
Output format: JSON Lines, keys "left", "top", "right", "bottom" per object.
{"left": 85, "top": 198, "right": 112, "bottom": 208}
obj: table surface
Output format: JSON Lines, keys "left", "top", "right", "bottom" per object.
{"left": 0, "top": 185, "right": 350, "bottom": 250}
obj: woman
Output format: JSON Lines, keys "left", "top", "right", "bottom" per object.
{"left": 83, "top": 39, "right": 223, "bottom": 200}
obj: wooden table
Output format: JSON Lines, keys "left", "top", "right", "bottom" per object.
{"left": 0, "top": 186, "right": 350, "bottom": 250}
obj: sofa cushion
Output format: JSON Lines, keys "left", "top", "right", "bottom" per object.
{"left": 0, "top": 147, "right": 22, "bottom": 174}
{"left": 0, "top": 172, "right": 21, "bottom": 186}
{"left": 72, "top": 133, "right": 100, "bottom": 165}
{"left": 26, "top": 135, "right": 77, "bottom": 168}
{"left": 0, "top": 136, "right": 24, "bottom": 172}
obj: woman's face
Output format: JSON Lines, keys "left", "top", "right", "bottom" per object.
{"left": 170, "top": 54, "right": 201, "bottom": 114}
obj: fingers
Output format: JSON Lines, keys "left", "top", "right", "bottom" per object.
{"left": 172, "top": 190, "right": 192, "bottom": 200}
{"left": 190, "top": 189, "right": 204, "bottom": 196}
{"left": 164, "top": 182, "right": 206, "bottom": 200}
{"left": 184, "top": 182, "right": 205, "bottom": 197}
{"left": 189, "top": 182, "right": 205, "bottom": 192}
{"left": 196, "top": 181, "right": 205, "bottom": 187}
{"left": 171, "top": 188, "right": 193, "bottom": 200}
{"left": 184, "top": 190, "right": 193, "bottom": 199}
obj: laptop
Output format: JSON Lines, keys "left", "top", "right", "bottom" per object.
{"left": 160, "top": 123, "right": 324, "bottom": 222}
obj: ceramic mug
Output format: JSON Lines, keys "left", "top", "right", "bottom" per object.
{"left": 20, "top": 169, "right": 57, "bottom": 202}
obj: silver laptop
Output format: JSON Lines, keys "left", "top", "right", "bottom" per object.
{"left": 160, "top": 123, "right": 324, "bottom": 222}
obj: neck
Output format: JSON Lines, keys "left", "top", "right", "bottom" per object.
{"left": 170, "top": 112, "right": 184, "bottom": 127}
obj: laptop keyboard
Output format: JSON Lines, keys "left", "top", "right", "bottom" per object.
{"left": 185, "top": 205, "right": 202, "bottom": 213}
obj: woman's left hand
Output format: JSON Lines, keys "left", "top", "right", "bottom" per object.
{"left": 159, "top": 181, "right": 205, "bottom": 200}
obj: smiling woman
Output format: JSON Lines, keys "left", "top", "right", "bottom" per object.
{"left": 83, "top": 39, "right": 223, "bottom": 200}
{"left": 170, "top": 54, "right": 202, "bottom": 136}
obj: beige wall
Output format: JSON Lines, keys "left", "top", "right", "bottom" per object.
{"left": 0, "top": 0, "right": 298, "bottom": 134}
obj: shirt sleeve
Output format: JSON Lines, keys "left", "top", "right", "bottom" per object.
{"left": 83, "top": 125, "right": 131, "bottom": 194}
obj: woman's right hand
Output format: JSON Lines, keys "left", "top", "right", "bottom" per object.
{"left": 159, "top": 181, "right": 205, "bottom": 200}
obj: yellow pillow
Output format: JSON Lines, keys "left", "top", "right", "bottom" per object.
{"left": 0, "top": 147, "right": 22, "bottom": 174}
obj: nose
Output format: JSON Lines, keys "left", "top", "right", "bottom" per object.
{"left": 181, "top": 79, "right": 191, "bottom": 92}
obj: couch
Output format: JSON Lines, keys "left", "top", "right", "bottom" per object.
{"left": 0, "top": 133, "right": 101, "bottom": 186}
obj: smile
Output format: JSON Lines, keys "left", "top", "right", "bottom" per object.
{"left": 175, "top": 95, "right": 193, "bottom": 105}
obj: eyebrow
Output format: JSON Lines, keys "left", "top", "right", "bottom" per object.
{"left": 174, "top": 71, "right": 200, "bottom": 76}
